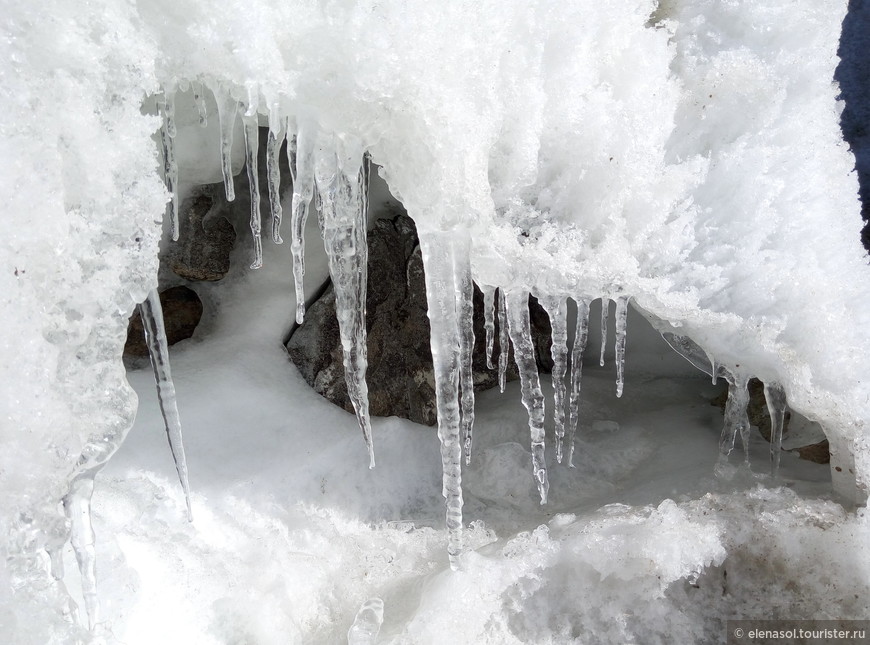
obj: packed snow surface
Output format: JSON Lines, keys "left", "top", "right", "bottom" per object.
{"left": 1, "top": 0, "right": 869, "bottom": 642}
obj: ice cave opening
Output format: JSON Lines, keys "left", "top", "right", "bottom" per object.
{"left": 3, "top": 0, "right": 870, "bottom": 642}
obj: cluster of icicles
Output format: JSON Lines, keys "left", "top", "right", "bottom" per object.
{"left": 58, "top": 83, "right": 793, "bottom": 633}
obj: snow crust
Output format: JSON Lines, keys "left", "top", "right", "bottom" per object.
{"left": 1, "top": 0, "right": 869, "bottom": 641}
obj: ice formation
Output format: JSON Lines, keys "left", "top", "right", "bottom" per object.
{"left": 139, "top": 290, "right": 193, "bottom": 521}
{"left": 347, "top": 598, "right": 385, "bottom": 645}
{"left": 2, "top": 0, "right": 869, "bottom": 639}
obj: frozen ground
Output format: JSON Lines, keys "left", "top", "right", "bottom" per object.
{"left": 60, "top": 230, "right": 864, "bottom": 643}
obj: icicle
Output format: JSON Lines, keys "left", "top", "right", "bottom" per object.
{"left": 285, "top": 125, "right": 298, "bottom": 184}
{"left": 614, "top": 296, "right": 629, "bottom": 398}
{"left": 497, "top": 288, "right": 509, "bottom": 392}
{"left": 764, "top": 382, "right": 787, "bottom": 477}
{"left": 541, "top": 296, "right": 568, "bottom": 464}
{"left": 164, "top": 90, "right": 177, "bottom": 138}
{"left": 505, "top": 289, "right": 549, "bottom": 504}
{"left": 454, "top": 241, "right": 475, "bottom": 466}
{"left": 193, "top": 82, "right": 208, "bottom": 127}
{"left": 419, "top": 232, "right": 464, "bottom": 568}
{"left": 291, "top": 124, "right": 316, "bottom": 324}
{"left": 158, "top": 99, "right": 180, "bottom": 242}
{"left": 482, "top": 285, "right": 496, "bottom": 370}
{"left": 599, "top": 297, "right": 609, "bottom": 367}
{"left": 719, "top": 371, "right": 751, "bottom": 464}
{"left": 214, "top": 87, "right": 239, "bottom": 202}
{"left": 266, "top": 124, "right": 285, "bottom": 244}
{"left": 707, "top": 351, "right": 718, "bottom": 385}
{"left": 242, "top": 112, "right": 263, "bottom": 270}
{"left": 63, "top": 474, "right": 98, "bottom": 630}
{"left": 140, "top": 289, "right": 193, "bottom": 521}
{"left": 567, "top": 298, "right": 590, "bottom": 467}
{"left": 347, "top": 598, "right": 385, "bottom": 645}
{"left": 315, "top": 135, "right": 375, "bottom": 467}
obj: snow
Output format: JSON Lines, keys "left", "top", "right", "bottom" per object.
{"left": 2, "top": 0, "right": 869, "bottom": 641}
{"left": 80, "top": 235, "right": 859, "bottom": 643}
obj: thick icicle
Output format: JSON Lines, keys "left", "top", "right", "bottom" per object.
{"left": 541, "top": 296, "right": 568, "bottom": 464}
{"left": 764, "top": 382, "right": 787, "bottom": 477}
{"left": 347, "top": 598, "right": 385, "bottom": 645}
{"left": 242, "top": 112, "right": 263, "bottom": 270}
{"left": 614, "top": 296, "right": 629, "bottom": 398}
{"left": 567, "top": 298, "right": 590, "bottom": 467}
{"left": 285, "top": 127, "right": 298, "bottom": 184}
{"left": 163, "top": 90, "right": 177, "bottom": 138}
{"left": 193, "top": 82, "right": 208, "bottom": 127}
{"left": 497, "top": 288, "right": 509, "bottom": 392}
{"left": 291, "top": 124, "right": 316, "bottom": 324}
{"left": 599, "top": 297, "right": 609, "bottom": 366}
{"left": 419, "top": 233, "right": 464, "bottom": 568}
{"left": 719, "top": 372, "right": 751, "bottom": 465}
{"left": 140, "top": 289, "right": 193, "bottom": 521}
{"left": 314, "top": 135, "right": 375, "bottom": 467}
{"left": 505, "top": 289, "right": 550, "bottom": 504}
{"left": 64, "top": 474, "right": 98, "bottom": 630}
{"left": 482, "top": 285, "right": 496, "bottom": 370}
{"left": 266, "top": 124, "right": 285, "bottom": 244}
{"left": 214, "top": 88, "right": 238, "bottom": 202}
{"left": 453, "top": 240, "right": 475, "bottom": 465}
{"left": 159, "top": 97, "right": 180, "bottom": 242}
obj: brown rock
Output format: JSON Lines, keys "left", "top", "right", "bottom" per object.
{"left": 166, "top": 188, "right": 236, "bottom": 282}
{"left": 125, "top": 286, "right": 204, "bottom": 357}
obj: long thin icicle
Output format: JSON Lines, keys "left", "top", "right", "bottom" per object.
{"left": 419, "top": 232, "right": 464, "bottom": 569}
{"left": 266, "top": 123, "right": 285, "bottom": 244}
{"left": 314, "top": 134, "right": 375, "bottom": 467}
{"left": 347, "top": 598, "right": 385, "bottom": 645}
{"left": 454, "top": 240, "right": 475, "bottom": 465}
{"left": 140, "top": 289, "right": 193, "bottom": 520}
{"left": 64, "top": 475, "right": 98, "bottom": 630}
{"left": 482, "top": 285, "right": 496, "bottom": 370}
{"left": 242, "top": 112, "right": 263, "bottom": 270}
{"left": 214, "top": 87, "right": 238, "bottom": 202}
{"left": 614, "top": 296, "right": 629, "bottom": 398}
{"left": 567, "top": 298, "right": 590, "bottom": 467}
{"left": 719, "top": 372, "right": 751, "bottom": 465}
{"left": 764, "top": 382, "right": 787, "bottom": 477}
{"left": 159, "top": 95, "right": 180, "bottom": 242}
{"left": 291, "top": 124, "right": 315, "bottom": 324}
{"left": 497, "top": 288, "right": 509, "bottom": 392}
{"left": 599, "top": 297, "right": 609, "bottom": 366}
{"left": 505, "top": 289, "right": 550, "bottom": 504}
{"left": 541, "top": 296, "right": 568, "bottom": 464}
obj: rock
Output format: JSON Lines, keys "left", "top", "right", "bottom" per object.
{"left": 286, "top": 213, "right": 552, "bottom": 426}
{"left": 796, "top": 440, "right": 831, "bottom": 465}
{"left": 124, "top": 286, "right": 204, "bottom": 357}
{"left": 166, "top": 188, "right": 236, "bottom": 281}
